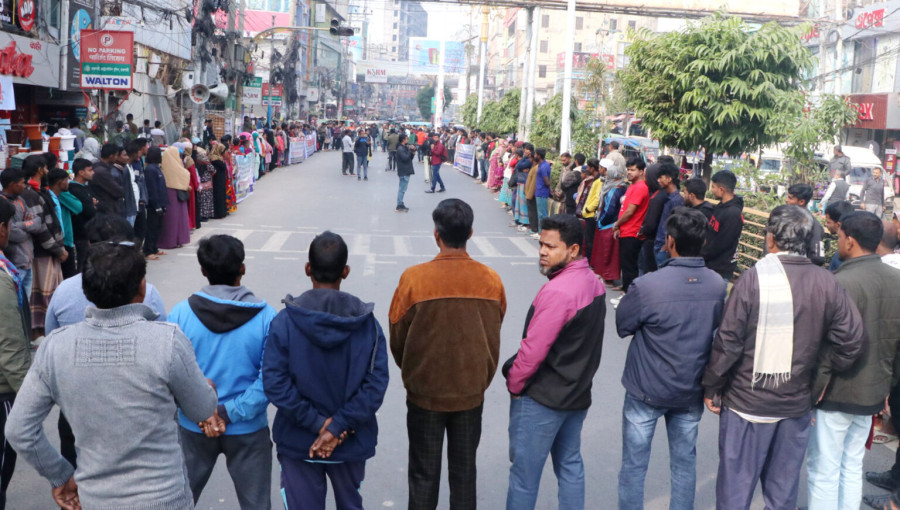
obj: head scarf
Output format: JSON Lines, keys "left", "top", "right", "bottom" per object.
{"left": 81, "top": 137, "right": 101, "bottom": 162}
{"left": 601, "top": 160, "right": 626, "bottom": 196}
{"left": 161, "top": 146, "right": 190, "bottom": 190}
{"left": 195, "top": 147, "right": 210, "bottom": 165}
{"left": 209, "top": 142, "right": 226, "bottom": 163}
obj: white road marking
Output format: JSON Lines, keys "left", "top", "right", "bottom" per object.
{"left": 364, "top": 253, "right": 376, "bottom": 276}
{"left": 219, "top": 222, "right": 244, "bottom": 227}
{"left": 393, "top": 236, "right": 411, "bottom": 256}
{"left": 260, "top": 231, "right": 292, "bottom": 252}
{"left": 230, "top": 229, "right": 254, "bottom": 242}
{"left": 509, "top": 236, "right": 538, "bottom": 257}
{"left": 350, "top": 234, "right": 371, "bottom": 255}
{"left": 511, "top": 261, "right": 534, "bottom": 266}
{"left": 471, "top": 237, "right": 501, "bottom": 258}
{"left": 273, "top": 256, "right": 300, "bottom": 261}
{"left": 258, "top": 224, "right": 282, "bottom": 229}
{"left": 375, "top": 260, "right": 398, "bottom": 264}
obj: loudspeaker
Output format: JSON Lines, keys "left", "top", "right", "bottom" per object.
{"left": 189, "top": 84, "right": 210, "bottom": 104}
{"left": 208, "top": 83, "right": 229, "bottom": 100}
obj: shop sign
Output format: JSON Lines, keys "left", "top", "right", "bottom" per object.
{"left": 0, "top": 31, "right": 59, "bottom": 86}
{"left": 242, "top": 76, "right": 262, "bottom": 105}
{"left": 848, "top": 94, "right": 887, "bottom": 130}
{"left": 15, "top": 0, "right": 33, "bottom": 31}
{"left": 307, "top": 87, "right": 318, "bottom": 102}
{"left": 365, "top": 67, "right": 387, "bottom": 83}
{"left": 856, "top": 8, "right": 885, "bottom": 29}
{"left": 80, "top": 29, "right": 134, "bottom": 90}
{"left": 261, "top": 83, "right": 282, "bottom": 106}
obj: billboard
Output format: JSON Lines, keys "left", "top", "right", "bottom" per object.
{"left": 80, "top": 30, "right": 133, "bottom": 90}
{"left": 243, "top": 76, "right": 262, "bottom": 105}
{"left": 365, "top": 67, "right": 387, "bottom": 83}
{"left": 408, "top": 38, "right": 465, "bottom": 75}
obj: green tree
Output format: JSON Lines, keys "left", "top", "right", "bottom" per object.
{"left": 416, "top": 84, "right": 452, "bottom": 121}
{"left": 529, "top": 93, "right": 598, "bottom": 157}
{"left": 479, "top": 89, "right": 520, "bottom": 135}
{"left": 460, "top": 94, "right": 478, "bottom": 128}
{"left": 620, "top": 14, "right": 813, "bottom": 181}
{"left": 765, "top": 94, "right": 859, "bottom": 184}
{"left": 580, "top": 57, "right": 626, "bottom": 135}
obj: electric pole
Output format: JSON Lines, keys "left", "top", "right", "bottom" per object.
{"left": 517, "top": 7, "right": 533, "bottom": 139}
{"left": 560, "top": 0, "right": 576, "bottom": 153}
{"left": 476, "top": 6, "right": 488, "bottom": 123}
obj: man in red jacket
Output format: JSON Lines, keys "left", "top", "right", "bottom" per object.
{"left": 426, "top": 133, "right": 447, "bottom": 194}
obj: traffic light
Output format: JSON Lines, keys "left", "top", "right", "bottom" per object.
{"left": 330, "top": 18, "right": 354, "bottom": 37}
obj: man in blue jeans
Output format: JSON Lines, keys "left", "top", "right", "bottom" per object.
{"left": 425, "top": 133, "right": 447, "bottom": 193}
{"left": 533, "top": 148, "right": 552, "bottom": 239}
{"left": 615, "top": 208, "right": 726, "bottom": 510}
{"left": 503, "top": 214, "right": 606, "bottom": 510}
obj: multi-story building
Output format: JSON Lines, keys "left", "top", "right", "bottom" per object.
{"left": 381, "top": 0, "right": 427, "bottom": 62}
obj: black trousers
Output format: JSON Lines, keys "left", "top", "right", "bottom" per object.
{"left": 583, "top": 217, "right": 597, "bottom": 264}
{"left": 58, "top": 413, "right": 76, "bottom": 469}
{"left": 526, "top": 198, "right": 539, "bottom": 233}
{"left": 0, "top": 394, "right": 17, "bottom": 510}
{"left": 619, "top": 236, "right": 644, "bottom": 292}
{"left": 388, "top": 150, "right": 397, "bottom": 171}
{"left": 74, "top": 240, "right": 90, "bottom": 274}
{"left": 889, "top": 384, "right": 900, "bottom": 485}
{"left": 407, "top": 401, "right": 482, "bottom": 510}
{"left": 342, "top": 153, "right": 354, "bottom": 174}
{"left": 61, "top": 246, "right": 77, "bottom": 279}
{"left": 133, "top": 205, "right": 147, "bottom": 249}
{"left": 143, "top": 208, "right": 163, "bottom": 256}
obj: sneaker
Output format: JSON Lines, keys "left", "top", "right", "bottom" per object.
{"left": 530, "top": 232, "right": 541, "bottom": 240}
{"left": 509, "top": 222, "right": 518, "bottom": 227}
{"left": 398, "top": 205, "right": 409, "bottom": 212}
{"left": 342, "top": 172, "right": 347, "bottom": 175}
{"left": 517, "top": 225, "right": 529, "bottom": 232}
{"left": 437, "top": 188, "right": 446, "bottom": 193}
{"left": 364, "top": 177, "right": 368, "bottom": 181}
{"left": 863, "top": 494, "right": 892, "bottom": 510}
{"left": 425, "top": 189, "right": 435, "bottom": 194}
{"left": 866, "top": 471, "right": 897, "bottom": 491}
{"left": 610, "top": 297, "right": 621, "bottom": 309}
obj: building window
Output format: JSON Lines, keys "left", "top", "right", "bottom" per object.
{"left": 609, "top": 18, "right": 618, "bottom": 31}
{"left": 576, "top": 17, "right": 583, "bottom": 30}
{"left": 508, "top": 23, "right": 515, "bottom": 37}
{"left": 542, "top": 14, "right": 549, "bottom": 28}
{"left": 538, "top": 65, "right": 547, "bottom": 78}
{"left": 540, "top": 40, "right": 548, "bottom": 53}
{"left": 394, "top": 10, "right": 398, "bottom": 17}
{"left": 393, "top": 22, "right": 398, "bottom": 28}
{"left": 392, "top": 46, "right": 397, "bottom": 52}
{"left": 574, "top": 42, "right": 582, "bottom": 52}
{"left": 393, "top": 34, "right": 397, "bottom": 41}
{"left": 628, "top": 19, "right": 636, "bottom": 30}
{"left": 617, "top": 41, "right": 630, "bottom": 68}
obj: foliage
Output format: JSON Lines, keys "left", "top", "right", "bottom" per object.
{"left": 460, "top": 94, "right": 478, "bottom": 129}
{"left": 479, "top": 89, "right": 520, "bottom": 135}
{"left": 416, "top": 84, "right": 453, "bottom": 121}
{"left": 530, "top": 93, "right": 599, "bottom": 157}
{"left": 620, "top": 14, "right": 813, "bottom": 181}
{"left": 580, "top": 57, "right": 627, "bottom": 134}
{"left": 765, "top": 94, "right": 859, "bottom": 184}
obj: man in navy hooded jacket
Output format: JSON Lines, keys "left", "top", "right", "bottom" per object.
{"left": 263, "top": 230, "right": 389, "bottom": 510}
{"left": 169, "top": 234, "right": 277, "bottom": 509}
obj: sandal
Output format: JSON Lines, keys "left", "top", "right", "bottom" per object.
{"left": 145, "top": 254, "right": 160, "bottom": 261}
{"left": 873, "top": 432, "right": 898, "bottom": 444}
{"left": 157, "top": 250, "right": 168, "bottom": 256}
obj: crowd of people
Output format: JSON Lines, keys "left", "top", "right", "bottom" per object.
{"left": 4, "top": 114, "right": 900, "bottom": 510}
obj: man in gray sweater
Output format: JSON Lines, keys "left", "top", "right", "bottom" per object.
{"left": 5, "top": 242, "right": 218, "bottom": 510}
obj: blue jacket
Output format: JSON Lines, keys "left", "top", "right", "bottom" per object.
{"left": 616, "top": 257, "right": 726, "bottom": 408}
{"left": 262, "top": 289, "right": 389, "bottom": 462}
{"left": 653, "top": 191, "right": 685, "bottom": 252}
{"left": 169, "top": 285, "right": 277, "bottom": 435}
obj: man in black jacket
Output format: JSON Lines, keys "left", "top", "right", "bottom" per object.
{"left": 67, "top": 159, "right": 96, "bottom": 273}
{"left": 395, "top": 134, "right": 415, "bottom": 212}
{"left": 682, "top": 178, "right": 714, "bottom": 220}
{"left": 89, "top": 144, "right": 126, "bottom": 217}
{"left": 636, "top": 162, "right": 667, "bottom": 275}
{"left": 785, "top": 182, "right": 825, "bottom": 266}
{"left": 702, "top": 205, "right": 865, "bottom": 510}
{"left": 702, "top": 170, "right": 744, "bottom": 281}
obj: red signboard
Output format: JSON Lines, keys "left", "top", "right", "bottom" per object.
{"left": 556, "top": 52, "right": 600, "bottom": 69}
{"left": 848, "top": 94, "right": 887, "bottom": 130}
{"left": 15, "top": 0, "right": 34, "bottom": 32}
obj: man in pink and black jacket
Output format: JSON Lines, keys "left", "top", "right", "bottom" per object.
{"left": 502, "top": 214, "right": 606, "bottom": 510}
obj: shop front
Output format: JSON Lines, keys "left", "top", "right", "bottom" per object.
{"left": 841, "top": 93, "right": 900, "bottom": 169}
{"left": 0, "top": 30, "right": 60, "bottom": 137}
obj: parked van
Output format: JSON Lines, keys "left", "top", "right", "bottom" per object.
{"left": 601, "top": 135, "right": 659, "bottom": 163}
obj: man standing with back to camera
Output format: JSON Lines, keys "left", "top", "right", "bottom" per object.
{"left": 390, "top": 199, "right": 505, "bottom": 510}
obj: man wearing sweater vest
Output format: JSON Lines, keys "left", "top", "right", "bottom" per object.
{"left": 169, "top": 235, "right": 277, "bottom": 509}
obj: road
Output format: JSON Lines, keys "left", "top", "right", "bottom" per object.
{"left": 7, "top": 147, "right": 895, "bottom": 509}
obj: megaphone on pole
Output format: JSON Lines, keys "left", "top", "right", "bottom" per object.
{"left": 189, "top": 84, "right": 210, "bottom": 104}
{"left": 208, "top": 83, "right": 229, "bottom": 101}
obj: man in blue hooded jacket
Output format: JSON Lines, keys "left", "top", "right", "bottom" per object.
{"left": 169, "top": 234, "right": 277, "bottom": 509}
{"left": 263, "top": 230, "right": 389, "bottom": 510}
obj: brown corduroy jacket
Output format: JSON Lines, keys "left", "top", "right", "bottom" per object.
{"left": 389, "top": 251, "right": 506, "bottom": 412}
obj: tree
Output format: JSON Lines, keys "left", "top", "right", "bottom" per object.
{"left": 765, "top": 94, "right": 859, "bottom": 184}
{"left": 620, "top": 14, "right": 813, "bottom": 181}
{"left": 479, "top": 89, "right": 520, "bottom": 135}
{"left": 460, "top": 94, "right": 478, "bottom": 128}
{"left": 580, "top": 57, "right": 626, "bottom": 135}
{"left": 416, "top": 84, "right": 452, "bottom": 122}
{"left": 530, "top": 93, "right": 598, "bottom": 157}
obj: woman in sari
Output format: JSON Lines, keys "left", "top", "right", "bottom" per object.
{"left": 180, "top": 142, "right": 200, "bottom": 230}
{"left": 591, "top": 162, "right": 627, "bottom": 286}
{"left": 195, "top": 147, "right": 215, "bottom": 222}
{"left": 487, "top": 140, "right": 506, "bottom": 190}
{"left": 252, "top": 132, "right": 264, "bottom": 178}
{"left": 265, "top": 128, "right": 278, "bottom": 172}
{"left": 512, "top": 148, "right": 532, "bottom": 230}
{"left": 209, "top": 141, "right": 229, "bottom": 218}
{"left": 158, "top": 145, "right": 191, "bottom": 249}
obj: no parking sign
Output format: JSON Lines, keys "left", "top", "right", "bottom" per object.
{"left": 80, "top": 29, "right": 133, "bottom": 90}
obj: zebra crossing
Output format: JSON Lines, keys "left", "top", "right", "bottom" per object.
{"left": 178, "top": 224, "right": 540, "bottom": 261}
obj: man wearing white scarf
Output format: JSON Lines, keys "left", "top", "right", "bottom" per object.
{"left": 702, "top": 205, "right": 865, "bottom": 510}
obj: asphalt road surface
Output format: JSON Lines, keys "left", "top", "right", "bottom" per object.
{"left": 7, "top": 147, "right": 894, "bottom": 509}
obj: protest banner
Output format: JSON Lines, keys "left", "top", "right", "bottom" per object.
{"left": 453, "top": 143, "right": 476, "bottom": 177}
{"left": 233, "top": 153, "right": 256, "bottom": 203}
{"left": 289, "top": 136, "right": 304, "bottom": 164}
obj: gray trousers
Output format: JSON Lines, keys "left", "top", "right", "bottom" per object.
{"left": 716, "top": 408, "right": 811, "bottom": 510}
{"left": 180, "top": 426, "right": 273, "bottom": 509}
{"left": 864, "top": 203, "right": 884, "bottom": 218}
